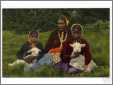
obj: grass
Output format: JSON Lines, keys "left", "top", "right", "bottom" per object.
{"left": 2, "top": 30, "right": 109, "bottom": 77}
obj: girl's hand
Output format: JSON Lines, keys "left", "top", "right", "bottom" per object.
{"left": 84, "top": 65, "right": 91, "bottom": 72}
{"left": 84, "top": 65, "right": 88, "bottom": 71}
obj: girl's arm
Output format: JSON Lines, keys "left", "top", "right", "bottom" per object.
{"left": 16, "top": 43, "right": 29, "bottom": 59}
{"left": 83, "top": 41, "right": 92, "bottom": 66}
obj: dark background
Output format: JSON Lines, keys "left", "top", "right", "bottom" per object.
{"left": 3, "top": 8, "right": 109, "bottom": 33}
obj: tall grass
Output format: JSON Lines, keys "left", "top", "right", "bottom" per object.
{"left": 3, "top": 28, "right": 109, "bottom": 77}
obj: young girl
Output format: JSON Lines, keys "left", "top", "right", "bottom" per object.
{"left": 8, "top": 31, "right": 43, "bottom": 70}
{"left": 69, "top": 24, "right": 97, "bottom": 73}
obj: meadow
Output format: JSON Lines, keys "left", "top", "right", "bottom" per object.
{"left": 3, "top": 28, "right": 109, "bottom": 77}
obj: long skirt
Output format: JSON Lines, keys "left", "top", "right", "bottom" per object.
{"left": 29, "top": 53, "right": 53, "bottom": 70}
{"left": 54, "top": 61, "right": 70, "bottom": 72}
{"left": 69, "top": 55, "right": 97, "bottom": 72}
{"left": 29, "top": 53, "right": 70, "bottom": 72}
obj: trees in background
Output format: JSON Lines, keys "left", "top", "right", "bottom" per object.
{"left": 3, "top": 8, "right": 109, "bottom": 33}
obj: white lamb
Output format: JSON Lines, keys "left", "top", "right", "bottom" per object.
{"left": 24, "top": 47, "right": 41, "bottom": 60}
{"left": 8, "top": 47, "right": 41, "bottom": 67}
{"left": 69, "top": 41, "right": 97, "bottom": 72}
{"left": 70, "top": 41, "right": 86, "bottom": 57}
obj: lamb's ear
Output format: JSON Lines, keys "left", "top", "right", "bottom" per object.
{"left": 70, "top": 44, "right": 73, "bottom": 47}
{"left": 81, "top": 44, "right": 86, "bottom": 47}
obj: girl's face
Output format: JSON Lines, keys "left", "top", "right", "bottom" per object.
{"left": 57, "top": 19, "right": 66, "bottom": 29}
{"left": 28, "top": 36, "right": 37, "bottom": 44}
{"left": 72, "top": 28, "right": 81, "bottom": 39}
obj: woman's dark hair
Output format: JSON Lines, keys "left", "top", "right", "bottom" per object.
{"left": 58, "top": 15, "right": 69, "bottom": 26}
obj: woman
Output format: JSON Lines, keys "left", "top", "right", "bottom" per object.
{"left": 30, "top": 15, "right": 72, "bottom": 71}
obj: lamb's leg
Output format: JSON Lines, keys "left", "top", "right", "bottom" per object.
{"left": 24, "top": 55, "right": 31, "bottom": 59}
{"left": 8, "top": 59, "right": 26, "bottom": 67}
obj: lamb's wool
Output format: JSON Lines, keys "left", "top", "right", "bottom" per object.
{"left": 26, "top": 47, "right": 41, "bottom": 57}
{"left": 69, "top": 41, "right": 97, "bottom": 72}
{"left": 9, "top": 47, "right": 41, "bottom": 67}
{"left": 8, "top": 59, "right": 26, "bottom": 67}
{"left": 23, "top": 47, "right": 41, "bottom": 63}
{"left": 70, "top": 41, "right": 85, "bottom": 57}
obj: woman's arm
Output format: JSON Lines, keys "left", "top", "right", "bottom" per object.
{"left": 44, "top": 31, "right": 56, "bottom": 53}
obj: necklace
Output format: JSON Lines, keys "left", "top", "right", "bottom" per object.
{"left": 58, "top": 31, "right": 67, "bottom": 48}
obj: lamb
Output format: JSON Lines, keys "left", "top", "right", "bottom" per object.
{"left": 8, "top": 47, "right": 41, "bottom": 67}
{"left": 24, "top": 47, "right": 41, "bottom": 63}
{"left": 70, "top": 41, "right": 86, "bottom": 58}
{"left": 69, "top": 41, "right": 97, "bottom": 72}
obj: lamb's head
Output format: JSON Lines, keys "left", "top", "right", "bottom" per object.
{"left": 70, "top": 42, "right": 85, "bottom": 58}
{"left": 30, "top": 47, "right": 41, "bottom": 56}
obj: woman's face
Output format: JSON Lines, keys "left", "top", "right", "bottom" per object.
{"left": 57, "top": 19, "right": 66, "bottom": 29}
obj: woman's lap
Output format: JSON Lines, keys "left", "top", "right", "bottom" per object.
{"left": 38, "top": 53, "right": 53, "bottom": 65}
{"left": 54, "top": 61, "right": 70, "bottom": 72}
{"left": 30, "top": 53, "right": 70, "bottom": 72}
{"left": 26, "top": 53, "right": 96, "bottom": 73}
{"left": 30, "top": 53, "right": 53, "bottom": 70}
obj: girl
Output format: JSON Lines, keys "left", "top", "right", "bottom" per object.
{"left": 8, "top": 31, "right": 43, "bottom": 71}
{"left": 67, "top": 24, "right": 97, "bottom": 73}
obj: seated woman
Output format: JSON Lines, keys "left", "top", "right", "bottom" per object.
{"left": 8, "top": 31, "right": 43, "bottom": 71}
{"left": 30, "top": 15, "right": 72, "bottom": 71}
{"left": 64, "top": 24, "right": 97, "bottom": 73}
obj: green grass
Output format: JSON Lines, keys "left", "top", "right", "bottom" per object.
{"left": 3, "top": 30, "right": 109, "bottom": 77}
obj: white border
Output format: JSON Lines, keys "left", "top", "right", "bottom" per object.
{"left": 1, "top": 1, "right": 112, "bottom": 84}
{"left": 1, "top": 1, "right": 112, "bottom": 8}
